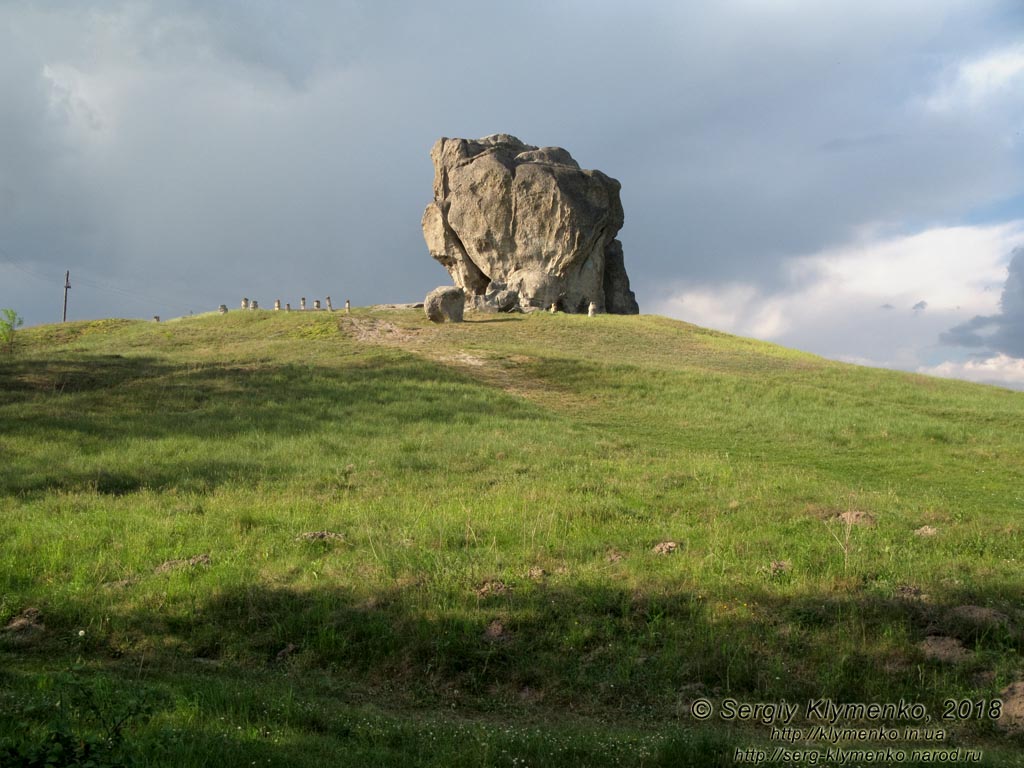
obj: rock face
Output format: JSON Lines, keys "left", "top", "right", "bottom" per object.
{"left": 422, "top": 134, "right": 639, "bottom": 314}
{"left": 424, "top": 286, "right": 465, "bottom": 323}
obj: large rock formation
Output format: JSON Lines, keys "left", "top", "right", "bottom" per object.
{"left": 422, "top": 134, "right": 639, "bottom": 314}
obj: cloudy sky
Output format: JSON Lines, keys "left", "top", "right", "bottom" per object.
{"left": 1, "top": 1, "right": 1022, "bottom": 387}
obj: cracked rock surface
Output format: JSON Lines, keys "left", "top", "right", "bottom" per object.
{"left": 422, "top": 134, "right": 639, "bottom": 314}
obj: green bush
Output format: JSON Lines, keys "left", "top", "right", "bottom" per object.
{"left": 0, "top": 308, "right": 23, "bottom": 353}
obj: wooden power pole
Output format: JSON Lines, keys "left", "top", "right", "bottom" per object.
{"left": 62, "top": 270, "right": 71, "bottom": 322}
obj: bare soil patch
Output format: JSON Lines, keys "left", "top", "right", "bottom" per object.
{"left": 341, "top": 317, "right": 422, "bottom": 344}
{"left": 806, "top": 505, "right": 876, "bottom": 526}
{"left": 896, "top": 584, "right": 926, "bottom": 600}
{"left": 2, "top": 608, "right": 44, "bottom": 647}
{"left": 948, "top": 605, "right": 1009, "bottom": 628}
{"left": 296, "top": 530, "right": 345, "bottom": 542}
{"left": 155, "top": 553, "right": 211, "bottom": 574}
{"left": 476, "top": 579, "right": 510, "bottom": 597}
{"left": 837, "top": 510, "right": 875, "bottom": 526}
{"left": 997, "top": 681, "right": 1024, "bottom": 734}
{"left": 483, "top": 619, "right": 507, "bottom": 642}
{"left": 918, "top": 635, "right": 970, "bottom": 663}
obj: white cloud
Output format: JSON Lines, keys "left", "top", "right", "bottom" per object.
{"left": 42, "top": 63, "right": 112, "bottom": 138}
{"left": 786, "top": 223, "right": 1019, "bottom": 312}
{"left": 927, "top": 43, "right": 1024, "bottom": 113}
{"left": 918, "top": 355, "right": 1024, "bottom": 388}
{"left": 658, "top": 283, "right": 788, "bottom": 338}
{"left": 652, "top": 222, "right": 1024, "bottom": 376}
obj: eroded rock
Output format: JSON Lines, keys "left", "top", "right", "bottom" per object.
{"left": 424, "top": 286, "right": 465, "bottom": 323}
{"left": 423, "top": 134, "right": 639, "bottom": 314}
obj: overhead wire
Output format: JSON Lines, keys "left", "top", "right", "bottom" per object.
{"left": 1, "top": 243, "right": 199, "bottom": 318}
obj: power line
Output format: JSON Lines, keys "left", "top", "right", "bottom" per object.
{"left": 1, "top": 259, "right": 57, "bottom": 286}
{"left": 1, "top": 245, "right": 198, "bottom": 319}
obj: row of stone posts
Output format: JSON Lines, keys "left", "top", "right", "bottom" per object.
{"left": 221, "top": 297, "right": 352, "bottom": 314}
{"left": 548, "top": 301, "right": 599, "bottom": 316}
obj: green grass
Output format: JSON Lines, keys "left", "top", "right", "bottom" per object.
{"left": 1, "top": 308, "right": 1022, "bottom": 766}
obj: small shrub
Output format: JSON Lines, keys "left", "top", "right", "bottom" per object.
{"left": 1, "top": 308, "right": 23, "bottom": 352}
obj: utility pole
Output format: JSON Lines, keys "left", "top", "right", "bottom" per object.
{"left": 62, "top": 270, "right": 71, "bottom": 322}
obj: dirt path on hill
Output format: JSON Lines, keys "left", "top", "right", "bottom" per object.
{"left": 338, "top": 316, "right": 581, "bottom": 407}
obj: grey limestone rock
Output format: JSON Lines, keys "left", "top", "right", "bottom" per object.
{"left": 467, "top": 282, "right": 520, "bottom": 313}
{"left": 424, "top": 286, "right": 465, "bottom": 323}
{"left": 422, "top": 134, "right": 639, "bottom": 314}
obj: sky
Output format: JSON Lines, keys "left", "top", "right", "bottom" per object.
{"left": 1, "top": 1, "right": 1022, "bottom": 387}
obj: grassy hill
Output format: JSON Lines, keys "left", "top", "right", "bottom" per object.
{"left": 1, "top": 308, "right": 1022, "bottom": 766}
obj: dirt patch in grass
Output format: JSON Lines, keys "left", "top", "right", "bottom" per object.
{"left": 948, "top": 605, "right": 1009, "bottom": 627}
{"left": 918, "top": 635, "right": 970, "bottom": 663}
{"left": 943, "top": 605, "right": 1012, "bottom": 642}
{"left": 483, "top": 619, "right": 507, "bottom": 642}
{"left": 476, "top": 579, "right": 510, "bottom": 597}
{"left": 896, "top": 584, "right": 926, "bottom": 600}
{"left": 155, "top": 553, "right": 212, "bottom": 574}
{"left": 4, "top": 608, "right": 43, "bottom": 634}
{"left": 806, "top": 506, "right": 876, "bottom": 526}
{"left": 997, "top": 681, "right": 1024, "bottom": 734}
{"left": 336, "top": 315, "right": 587, "bottom": 407}
{"left": 914, "top": 525, "right": 939, "bottom": 537}
{"left": 838, "top": 510, "right": 875, "bottom": 526}
{"left": 295, "top": 530, "right": 345, "bottom": 542}
{"left": 103, "top": 578, "right": 137, "bottom": 590}
{"left": 341, "top": 317, "right": 423, "bottom": 344}
{"left": 439, "top": 352, "right": 487, "bottom": 367}
{"left": 652, "top": 541, "right": 678, "bottom": 555}
{"left": 2, "top": 609, "right": 44, "bottom": 648}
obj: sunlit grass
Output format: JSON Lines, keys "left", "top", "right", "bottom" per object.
{"left": 1, "top": 309, "right": 1022, "bottom": 765}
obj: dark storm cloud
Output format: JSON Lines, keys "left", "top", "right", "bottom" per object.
{"left": 0, "top": 0, "right": 1022, "bottom": 326}
{"left": 941, "top": 247, "right": 1024, "bottom": 357}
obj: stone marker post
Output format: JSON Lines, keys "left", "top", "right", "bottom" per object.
{"left": 251, "top": 300, "right": 259, "bottom": 310}
{"left": 588, "top": 301, "right": 597, "bottom": 317}
{"left": 313, "top": 299, "right": 321, "bottom": 311}
{"left": 300, "top": 297, "right": 307, "bottom": 311}
{"left": 345, "top": 299, "right": 351, "bottom": 314}
{"left": 218, "top": 305, "right": 228, "bottom": 314}
{"left": 325, "top": 296, "right": 333, "bottom": 312}
{"left": 274, "top": 299, "right": 281, "bottom": 311}
{"left": 285, "top": 303, "right": 291, "bottom": 312}
{"left": 241, "top": 298, "right": 249, "bottom": 310}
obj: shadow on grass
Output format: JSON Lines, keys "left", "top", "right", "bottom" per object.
{"left": 0, "top": 352, "right": 549, "bottom": 497}
{"left": 3, "top": 578, "right": 1021, "bottom": 766}
{"left": 10, "top": 578, "right": 1024, "bottom": 710}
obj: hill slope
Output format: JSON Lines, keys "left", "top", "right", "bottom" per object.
{"left": 2, "top": 309, "right": 1022, "bottom": 766}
